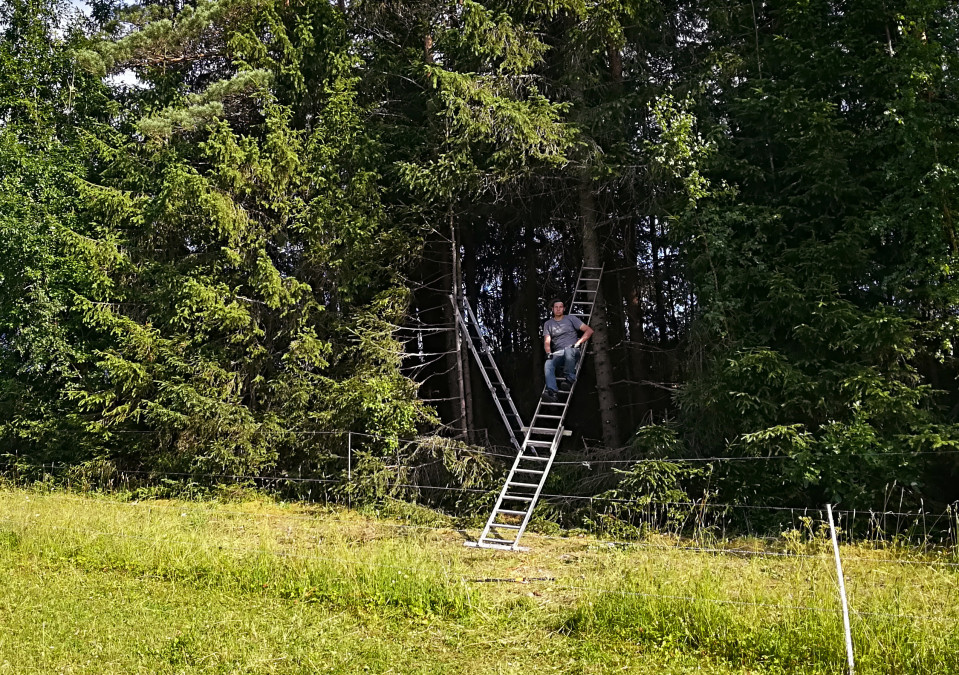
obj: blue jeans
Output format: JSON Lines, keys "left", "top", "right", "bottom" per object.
{"left": 544, "top": 346, "right": 580, "bottom": 392}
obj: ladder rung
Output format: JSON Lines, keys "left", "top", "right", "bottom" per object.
{"left": 464, "top": 272, "right": 603, "bottom": 552}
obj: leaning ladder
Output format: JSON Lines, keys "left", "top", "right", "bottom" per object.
{"left": 453, "top": 295, "right": 525, "bottom": 452}
{"left": 465, "top": 265, "right": 604, "bottom": 551}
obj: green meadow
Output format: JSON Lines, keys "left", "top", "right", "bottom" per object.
{"left": 0, "top": 488, "right": 956, "bottom": 674}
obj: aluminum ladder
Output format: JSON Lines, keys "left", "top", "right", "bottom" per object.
{"left": 465, "top": 265, "right": 604, "bottom": 550}
{"left": 453, "top": 295, "right": 525, "bottom": 452}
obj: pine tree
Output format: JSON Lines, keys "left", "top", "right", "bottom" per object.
{"left": 671, "top": 0, "right": 959, "bottom": 507}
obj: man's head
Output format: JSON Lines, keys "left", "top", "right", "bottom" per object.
{"left": 550, "top": 298, "right": 565, "bottom": 318}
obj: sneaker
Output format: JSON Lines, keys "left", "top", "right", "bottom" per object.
{"left": 558, "top": 378, "right": 573, "bottom": 392}
{"left": 543, "top": 389, "right": 559, "bottom": 403}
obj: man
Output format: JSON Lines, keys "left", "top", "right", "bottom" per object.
{"left": 542, "top": 298, "right": 594, "bottom": 402}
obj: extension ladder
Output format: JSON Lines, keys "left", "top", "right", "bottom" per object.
{"left": 453, "top": 295, "right": 526, "bottom": 452}
{"left": 465, "top": 265, "right": 604, "bottom": 550}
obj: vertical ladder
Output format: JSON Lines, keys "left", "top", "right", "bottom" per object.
{"left": 465, "top": 265, "right": 604, "bottom": 550}
{"left": 453, "top": 295, "right": 525, "bottom": 452}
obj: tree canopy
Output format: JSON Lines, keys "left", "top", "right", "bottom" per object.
{"left": 1, "top": 0, "right": 958, "bottom": 513}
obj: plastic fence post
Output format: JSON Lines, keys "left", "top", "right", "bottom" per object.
{"left": 826, "top": 504, "right": 855, "bottom": 675}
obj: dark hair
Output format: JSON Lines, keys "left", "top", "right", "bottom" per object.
{"left": 549, "top": 298, "right": 565, "bottom": 309}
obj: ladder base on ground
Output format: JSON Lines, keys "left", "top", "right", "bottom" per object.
{"left": 462, "top": 541, "right": 529, "bottom": 552}
{"left": 465, "top": 264, "right": 604, "bottom": 551}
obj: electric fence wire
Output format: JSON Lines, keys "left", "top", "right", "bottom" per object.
{"left": 101, "top": 421, "right": 959, "bottom": 465}
{"left": 5, "top": 491, "right": 958, "bottom": 570}
{"left": 548, "top": 583, "right": 954, "bottom": 624}
{"left": 88, "top": 422, "right": 959, "bottom": 466}
{"left": 4, "top": 460, "right": 956, "bottom": 523}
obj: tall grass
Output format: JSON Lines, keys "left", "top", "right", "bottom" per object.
{"left": 0, "top": 489, "right": 476, "bottom": 620}
{"left": 560, "top": 548, "right": 959, "bottom": 674}
{"left": 1, "top": 487, "right": 957, "bottom": 674}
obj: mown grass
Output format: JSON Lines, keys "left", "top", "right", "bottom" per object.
{"left": 0, "top": 487, "right": 956, "bottom": 674}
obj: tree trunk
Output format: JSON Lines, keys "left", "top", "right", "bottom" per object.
{"left": 651, "top": 217, "right": 670, "bottom": 341}
{"left": 449, "top": 220, "right": 471, "bottom": 441}
{"left": 579, "top": 180, "right": 622, "bottom": 448}
{"left": 621, "top": 229, "right": 648, "bottom": 420}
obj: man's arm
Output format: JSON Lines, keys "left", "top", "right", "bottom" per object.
{"left": 574, "top": 323, "right": 594, "bottom": 348}
{"left": 544, "top": 333, "right": 552, "bottom": 355}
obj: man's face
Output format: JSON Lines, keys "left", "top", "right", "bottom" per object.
{"left": 552, "top": 301, "right": 565, "bottom": 317}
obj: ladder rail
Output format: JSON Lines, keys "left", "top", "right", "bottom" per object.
{"left": 498, "top": 427, "right": 563, "bottom": 544}
{"left": 477, "top": 447, "right": 533, "bottom": 543}
{"left": 525, "top": 264, "right": 602, "bottom": 446}
{"left": 452, "top": 295, "right": 525, "bottom": 452}
{"left": 461, "top": 297, "right": 525, "bottom": 438}
{"left": 469, "top": 264, "right": 604, "bottom": 550}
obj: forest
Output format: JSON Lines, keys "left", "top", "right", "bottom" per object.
{"left": 2, "top": 0, "right": 958, "bottom": 515}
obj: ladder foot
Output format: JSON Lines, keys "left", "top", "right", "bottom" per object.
{"left": 463, "top": 540, "right": 530, "bottom": 551}
{"left": 462, "top": 264, "right": 603, "bottom": 552}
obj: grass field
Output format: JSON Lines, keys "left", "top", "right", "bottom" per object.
{"left": 0, "top": 488, "right": 956, "bottom": 674}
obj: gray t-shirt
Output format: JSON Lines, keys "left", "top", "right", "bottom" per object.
{"left": 542, "top": 315, "right": 584, "bottom": 352}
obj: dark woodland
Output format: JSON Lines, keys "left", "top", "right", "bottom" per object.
{"left": 2, "top": 0, "right": 958, "bottom": 517}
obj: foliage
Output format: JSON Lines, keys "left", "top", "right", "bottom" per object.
{"left": 2, "top": 0, "right": 959, "bottom": 512}
{"left": 670, "top": 0, "right": 959, "bottom": 509}
{"left": 0, "top": 0, "right": 114, "bottom": 462}
{"left": 590, "top": 435, "right": 714, "bottom": 536}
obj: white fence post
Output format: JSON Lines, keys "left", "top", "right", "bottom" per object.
{"left": 347, "top": 432, "right": 352, "bottom": 509}
{"left": 826, "top": 504, "right": 855, "bottom": 675}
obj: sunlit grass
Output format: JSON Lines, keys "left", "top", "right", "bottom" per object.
{"left": 0, "top": 487, "right": 956, "bottom": 674}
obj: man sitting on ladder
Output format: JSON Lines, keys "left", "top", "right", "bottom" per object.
{"left": 543, "top": 298, "right": 594, "bottom": 402}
